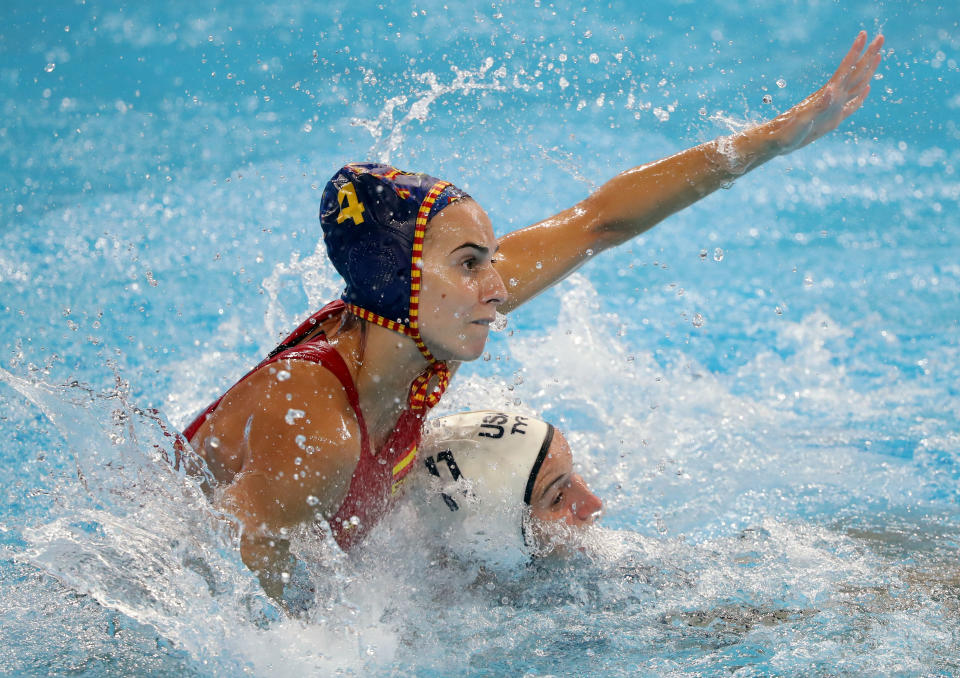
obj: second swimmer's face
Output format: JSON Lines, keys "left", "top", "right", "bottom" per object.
{"left": 527, "top": 430, "right": 603, "bottom": 552}
{"left": 418, "top": 200, "right": 508, "bottom": 362}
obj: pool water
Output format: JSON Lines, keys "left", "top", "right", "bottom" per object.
{"left": 2, "top": 1, "right": 959, "bottom": 675}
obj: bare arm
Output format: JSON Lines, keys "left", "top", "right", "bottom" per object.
{"left": 496, "top": 31, "right": 884, "bottom": 312}
{"left": 209, "top": 360, "right": 362, "bottom": 598}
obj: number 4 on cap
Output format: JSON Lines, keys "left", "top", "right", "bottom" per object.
{"left": 336, "top": 182, "right": 366, "bottom": 225}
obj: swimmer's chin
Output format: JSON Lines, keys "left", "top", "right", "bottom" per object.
{"left": 430, "top": 339, "right": 489, "bottom": 363}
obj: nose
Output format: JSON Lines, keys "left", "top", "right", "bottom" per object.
{"left": 570, "top": 475, "right": 603, "bottom": 524}
{"left": 481, "top": 263, "right": 508, "bottom": 306}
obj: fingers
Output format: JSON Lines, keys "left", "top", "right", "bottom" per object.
{"left": 841, "top": 87, "right": 870, "bottom": 118}
{"left": 848, "top": 35, "right": 884, "bottom": 86}
{"left": 831, "top": 32, "right": 884, "bottom": 90}
{"left": 845, "top": 49, "right": 881, "bottom": 94}
{"left": 830, "top": 31, "right": 868, "bottom": 84}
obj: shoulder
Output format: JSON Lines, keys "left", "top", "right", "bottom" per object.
{"left": 211, "top": 357, "right": 364, "bottom": 467}
{"left": 222, "top": 358, "right": 365, "bottom": 522}
{"left": 242, "top": 358, "right": 361, "bottom": 437}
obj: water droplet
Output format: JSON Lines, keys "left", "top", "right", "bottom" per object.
{"left": 280, "top": 571, "right": 290, "bottom": 583}
{"left": 508, "top": 277, "right": 518, "bottom": 287}
{"left": 306, "top": 495, "right": 319, "bottom": 506}
{"left": 295, "top": 434, "right": 307, "bottom": 448}
{"left": 482, "top": 352, "right": 491, "bottom": 361}
{"left": 692, "top": 313, "right": 704, "bottom": 328}
{"left": 285, "top": 409, "right": 306, "bottom": 425}
{"left": 44, "top": 63, "right": 56, "bottom": 73}
{"left": 293, "top": 457, "right": 303, "bottom": 466}
{"left": 776, "top": 78, "right": 786, "bottom": 88}
{"left": 491, "top": 312, "right": 508, "bottom": 332}
{"left": 713, "top": 248, "right": 724, "bottom": 262}
{"left": 699, "top": 249, "right": 707, "bottom": 261}
{"left": 204, "top": 436, "right": 220, "bottom": 452}
{"left": 558, "top": 76, "right": 569, "bottom": 89}
{"left": 349, "top": 515, "right": 360, "bottom": 526}
{"left": 775, "top": 306, "right": 783, "bottom": 315}
{"left": 762, "top": 94, "right": 773, "bottom": 104}
{"left": 276, "top": 369, "right": 291, "bottom": 381}
{"left": 535, "top": 260, "right": 543, "bottom": 269}
{"left": 589, "top": 53, "right": 599, "bottom": 64}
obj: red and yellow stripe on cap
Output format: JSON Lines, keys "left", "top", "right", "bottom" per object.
{"left": 344, "top": 177, "right": 453, "bottom": 413}
{"left": 407, "top": 179, "right": 451, "bottom": 359}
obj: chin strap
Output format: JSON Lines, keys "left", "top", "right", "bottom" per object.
{"left": 344, "top": 303, "right": 451, "bottom": 412}
{"left": 408, "top": 360, "right": 451, "bottom": 411}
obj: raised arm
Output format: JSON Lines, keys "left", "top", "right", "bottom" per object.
{"left": 495, "top": 31, "right": 884, "bottom": 313}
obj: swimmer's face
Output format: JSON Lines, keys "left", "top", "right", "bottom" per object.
{"left": 527, "top": 430, "right": 603, "bottom": 549}
{"left": 418, "top": 200, "right": 508, "bottom": 361}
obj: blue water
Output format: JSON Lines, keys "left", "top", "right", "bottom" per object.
{"left": 2, "top": 1, "right": 959, "bottom": 675}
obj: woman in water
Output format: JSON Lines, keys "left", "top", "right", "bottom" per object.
{"left": 414, "top": 410, "right": 603, "bottom": 564}
{"left": 184, "top": 32, "right": 883, "bottom": 597}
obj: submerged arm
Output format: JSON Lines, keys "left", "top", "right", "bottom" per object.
{"left": 495, "top": 31, "right": 883, "bottom": 312}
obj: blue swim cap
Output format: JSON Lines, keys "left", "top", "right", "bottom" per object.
{"left": 319, "top": 162, "right": 469, "bottom": 409}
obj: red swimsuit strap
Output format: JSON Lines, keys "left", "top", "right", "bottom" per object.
{"left": 182, "top": 300, "right": 369, "bottom": 453}
{"left": 276, "top": 340, "right": 370, "bottom": 456}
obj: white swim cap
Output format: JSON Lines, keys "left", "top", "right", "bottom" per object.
{"left": 414, "top": 410, "right": 554, "bottom": 564}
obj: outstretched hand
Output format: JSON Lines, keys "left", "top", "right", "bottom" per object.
{"left": 768, "top": 31, "right": 884, "bottom": 154}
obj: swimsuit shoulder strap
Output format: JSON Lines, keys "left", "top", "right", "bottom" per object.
{"left": 183, "top": 299, "right": 369, "bottom": 453}
{"left": 271, "top": 335, "right": 370, "bottom": 456}
{"left": 266, "top": 299, "right": 347, "bottom": 359}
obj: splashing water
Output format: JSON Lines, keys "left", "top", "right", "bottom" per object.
{"left": 352, "top": 58, "right": 507, "bottom": 164}
{"left": 2, "top": 1, "right": 960, "bottom": 675}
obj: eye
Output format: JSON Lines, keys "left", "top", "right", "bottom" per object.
{"left": 460, "top": 256, "right": 478, "bottom": 271}
{"left": 551, "top": 491, "right": 564, "bottom": 507}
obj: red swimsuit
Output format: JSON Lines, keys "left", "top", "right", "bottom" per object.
{"left": 183, "top": 300, "right": 424, "bottom": 550}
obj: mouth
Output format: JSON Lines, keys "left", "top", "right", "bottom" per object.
{"left": 470, "top": 317, "right": 495, "bottom": 327}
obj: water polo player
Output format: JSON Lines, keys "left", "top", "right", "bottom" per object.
{"left": 414, "top": 411, "right": 602, "bottom": 564}
{"left": 183, "top": 32, "right": 883, "bottom": 597}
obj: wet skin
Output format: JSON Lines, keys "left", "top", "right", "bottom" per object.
{"left": 417, "top": 199, "right": 509, "bottom": 362}
{"left": 185, "top": 32, "right": 883, "bottom": 596}
{"left": 527, "top": 430, "right": 603, "bottom": 541}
